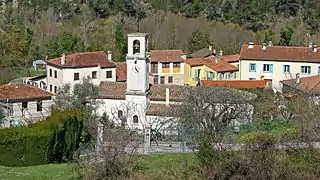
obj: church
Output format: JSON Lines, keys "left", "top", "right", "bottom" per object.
{"left": 97, "top": 33, "right": 182, "bottom": 131}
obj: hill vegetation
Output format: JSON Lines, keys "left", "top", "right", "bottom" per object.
{"left": 0, "top": 0, "right": 319, "bottom": 67}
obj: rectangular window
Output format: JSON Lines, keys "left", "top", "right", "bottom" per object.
{"left": 283, "top": 65, "right": 290, "bottom": 73}
{"left": 168, "top": 76, "right": 173, "bottom": 83}
{"left": 249, "top": 63, "right": 256, "bottom": 72}
{"left": 74, "top": 73, "right": 80, "bottom": 80}
{"left": 106, "top": 71, "right": 112, "bottom": 78}
{"left": 54, "top": 70, "right": 57, "bottom": 78}
{"left": 22, "top": 102, "right": 28, "bottom": 110}
{"left": 249, "top": 78, "right": 256, "bottom": 80}
{"left": 37, "top": 101, "right": 42, "bottom": 112}
{"left": 154, "top": 75, "right": 158, "bottom": 84}
{"left": 160, "top": 76, "right": 165, "bottom": 84}
{"left": 92, "top": 71, "right": 97, "bottom": 79}
{"left": 207, "top": 72, "right": 214, "bottom": 80}
{"left": 225, "top": 72, "right": 231, "bottom": 79}
{"left": 162, "top": 63, "right": 170, "bottom": 68}
{"left": 233, "top": 72, "right": 237, "bottom": 79}
{"left": 49, "top": 69, "right": 52, "bottom": 77}
{"left": 318, "top": 67, "right": 320, "bottom": 75}
{"left": 263, "top": 64, "right": 273, "bottom": 72}
{"left": 194, "top": 69, "right": 200, "bottom": 79}
{"left": 50, "top": 85, "right": 52, "bottom": 92}
{"left": 54, "top": 86, "right": 57, "bottom": 93}
{"left": 301, "top": 66, "right": 311, "bottom": 74}
{"left": 219, "top": 73, "right": 224, "bottom": 80}
{"left": 151, "top": 63, "right": 158, "bottom": 73}
{"left": 173, "top": 62, "right": 180, "bottom": 68}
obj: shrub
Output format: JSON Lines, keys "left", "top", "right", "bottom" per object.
{"left": 0, "top": 111, "right": 83, "bottom": 166}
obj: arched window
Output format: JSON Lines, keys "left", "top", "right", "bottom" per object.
{"left": 117, "top": 110, "right": 123, "bottom": 118}
{"left": 133, "top": 115, "right": 139, "bottom": 124}
{"left": 133, "top": 40, "right": 140, "bottom": 54}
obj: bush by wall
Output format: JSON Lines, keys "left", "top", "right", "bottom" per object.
{"left": 0, "top": 111, "right": 83, "bottom": 167}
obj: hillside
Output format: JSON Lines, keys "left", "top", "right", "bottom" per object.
{"left": 0, "top": 0, "right": 319, "bottom": 68}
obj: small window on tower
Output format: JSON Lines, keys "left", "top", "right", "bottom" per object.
{"left": 133, "top": 40, "right": 140, "bottom": 54}
{"left": 133, "top": 115, "right": 139, "bottom": 124}
{"left": 118, "top": 110, "right": 123, "bottom": 118}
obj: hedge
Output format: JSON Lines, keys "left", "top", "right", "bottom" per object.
{"left": 0, "top": 111, "right": 83, "bottom": 167}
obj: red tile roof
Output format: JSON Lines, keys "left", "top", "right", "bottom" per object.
{"left": 220, "top": 54, "right": 240, "bottom": 63}
{"left": 99, "top": 82, "right": 185, "bottom": 101}
{"left": 190, "top": 48, "right": 215, "bottom": 58}
{"left": 240, "top": 44, "right": 320, "bottom": 62}
{"left": 201, "top": 80, "right": 270, "bottom": 89}
{"left": 115, "top": 62, "right": 127, "bottom": 82}
{"left": 281, "top": 75, "right": 320, "bottom": 93}
{"left": 46, "top": 51, "right": 116, "bottom": 68}
{"left": 150, "top": 50, "right": 186, "bottom": 62}
{"left": 186, "top": 57, "right": 238, "bottom": 72}
{"left": 0, "top": 82, "right": 54, "bottom": 101}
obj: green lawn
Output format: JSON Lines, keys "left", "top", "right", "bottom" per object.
{"left": 0, "top": 164, "right": 73, "bottom": 180}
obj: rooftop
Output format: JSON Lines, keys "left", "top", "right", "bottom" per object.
{"left": 201, "top": 80, "right": 270, "bottom": 89}
{"left": 186, "top": 57, "right": 238, "bottom": 72}
{"left": 240, "top": 44, "right": 320, "bottom": 62}
{"left": 281, "top": 75, "right": 320, "bottom": 94}
{"left": 0, "top": 82, "right": 54, "bottom": 102}
{"left": 46, "top": 51, "right": 116, "bottom": 68}
{"left": 220, "top": 54, "right": 240, "bottom": 63}
{"left": 115, "top": 62, "right": 127, "bottom": 82}
{"left": 150, "top": 50, "right": 186, "bottom": 62}
{"left": 190, "top": 48, "right": 215, "bottom": 58}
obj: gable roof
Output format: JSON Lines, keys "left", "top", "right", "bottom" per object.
{"left": 99, "top": 82, "right": 185, "bottom": 101}
{"left": 115, "top": 62, "right": 127, "bottom": 82}
{"left": 281, "top": 75, "right": 320, "bottom": 94}
{"left": 186, "top": 57, "right": 238, "bottom": 72}
{"left": 190, "top": 48, "right": 215, "bottom": 58}
{"left": 0, "top": 82, "right": 54, "bottom": 102}
{"left": 202, "top": 80, "right": 270, "bottom": 89}
{"left": 150, "top": 50, "right": 186, "bottom": 62}
{"left": 46, "top": 51, "right": 116, "bottom": 68}
{"left": 240, "top": 44, "right": 320, "bottom": 62}
{"left": 220, "top": 54, "right": 240, "bottom": 63}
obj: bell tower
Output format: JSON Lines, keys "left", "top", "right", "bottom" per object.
{"left": 126, "top": 33, "right": 150, "bottom": 94}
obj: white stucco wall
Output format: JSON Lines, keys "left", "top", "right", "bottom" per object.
{"left": 240, "top": 60, "right": 320, "bottom": 91}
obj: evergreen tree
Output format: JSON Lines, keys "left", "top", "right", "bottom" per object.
{"left": 279, "top": 27, "right": 294, "bottom": 46}
{"left": 187, "top": 30, "right": 211, "bottom": 54}
{"left": 115, "top": 22, "right": 126, "bottom": 62}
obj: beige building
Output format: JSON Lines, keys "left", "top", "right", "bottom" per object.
{"left": 239, "top": 42, "right": 320, "bottom": 91}
{"left": 46, "top": 51, "right": 116, "bottom": 93}
{"left": 149, "top": 50, "right": 186, "bottom": 85}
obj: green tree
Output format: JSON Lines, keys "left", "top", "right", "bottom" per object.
{"left": 187, "top": 30, "right": 211, "bottom": 53}
{"left": 115, "top": 22, "right": 127, "bottom": 62}
{"left": 46, "top": 32, "right": 84, "bottom": 59}
{"left": 264, "top": 29, "right": 274, "bottom": 43}
{"left": 279, "top": 27, "right": 294, "bottom": 46}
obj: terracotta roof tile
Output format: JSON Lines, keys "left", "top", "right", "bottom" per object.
{"left": 186, "top": 57, "right": 238, "bottom": 72}
{"left": 99, "top": 82, "right": 185, "bottom": 101}
{"left": 240, "top": 44, "right": 320, "bottom": 62}
{"left": 201, "top": 80, "right": 270, "bottom": 89}
{"left": 190, "top": 48, "right": 215, "bottom": 58}
{"left": 281, "top": 75, "right": 320, "bottom": 93}
{"left": 146, "top": 103, "right": 180, "bottom": 116}
{"left": 220, "top": 54, "right": 240, "bottom": 63}
{"left": 46, "top": 51, "right": 116, "bottom": 68}
{"left": 150, "top": 50, "right": 186, "bottom": 62}
{"left": 0, "top": 82, "right": 54, "bottom": 101}
{"left": 115, "top": 62, "right": 127, "bottom": 82}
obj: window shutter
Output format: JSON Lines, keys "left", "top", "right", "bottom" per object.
{"left": 270, "top": 64, "right": 273, "bottom": 72}
{"left": 248, "top": 64, "right": 251, "bottom": 72}
{"left": 282, "top": 65, "right": 284, "bottom": 73}
{"left": 254, "top": 64, "right": 256, "bottom": 72}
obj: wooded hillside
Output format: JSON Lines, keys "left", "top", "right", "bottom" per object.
{"left": 0, "top": 0, "right": 319, "bottom": 67}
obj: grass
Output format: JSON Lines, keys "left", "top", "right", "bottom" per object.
{"left": 0, "top": 164, "right": 73, "bottom": 180}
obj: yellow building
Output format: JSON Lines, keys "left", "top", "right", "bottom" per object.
{"left": 184, "top": 56, "right": 239, "bottom": 86}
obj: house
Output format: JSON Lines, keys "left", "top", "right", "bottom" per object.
{"left": 239, "top": 42, "right": 320, "bottom": 91}
{"left": 46, "top": 51, "right": 116, "bottom": 93}
{"left": 149, "top": 49, "right": 186, "bottom": 85}
{"left": 184, "top": 56, "right": 238, "bottom": 86}
{"left": 0, "top": 82, "right": 54, "bottom": 128}
{"left": 281, "top": 74, "right": 320, "bottom": 95}
{"left": 189, "top": 46, "right": 217, "bottom": 58}
{"left": 29, "top": 75, "right": 47, "bottom": 90}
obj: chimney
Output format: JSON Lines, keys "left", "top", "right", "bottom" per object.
{"left": 248, "top": 42, "right": 254, "bottom": 48}
{"left": 61, "top": 54, "right": 65, "bottom": 65}
{"left": 312, "top": 45, "right": 317, "bottom": 52}
{"left": 107, "top": 50, "right": 112, "bottom": 61}
{"left": 209, "top": 46, "right": 212, "bottom": 51}
{"left": 309, "top": 42, "right": 313, "bottom": 48}
{"left": 268, "top": 41, "right": 273, "bottom": 46}
{"left": 215, "top": 56, "right": 220, "bottom": 64}
{"left": 165, "top": 88, "right": 170, "bottom": 106}
{"left": 295, "top": 73, "right": 300, "bottom": 85}
{"left": 219, "top": 50, "right": 223, "bottom": 56}
{"left": 262, "top": 43, "right": 267, "bottom": 50}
